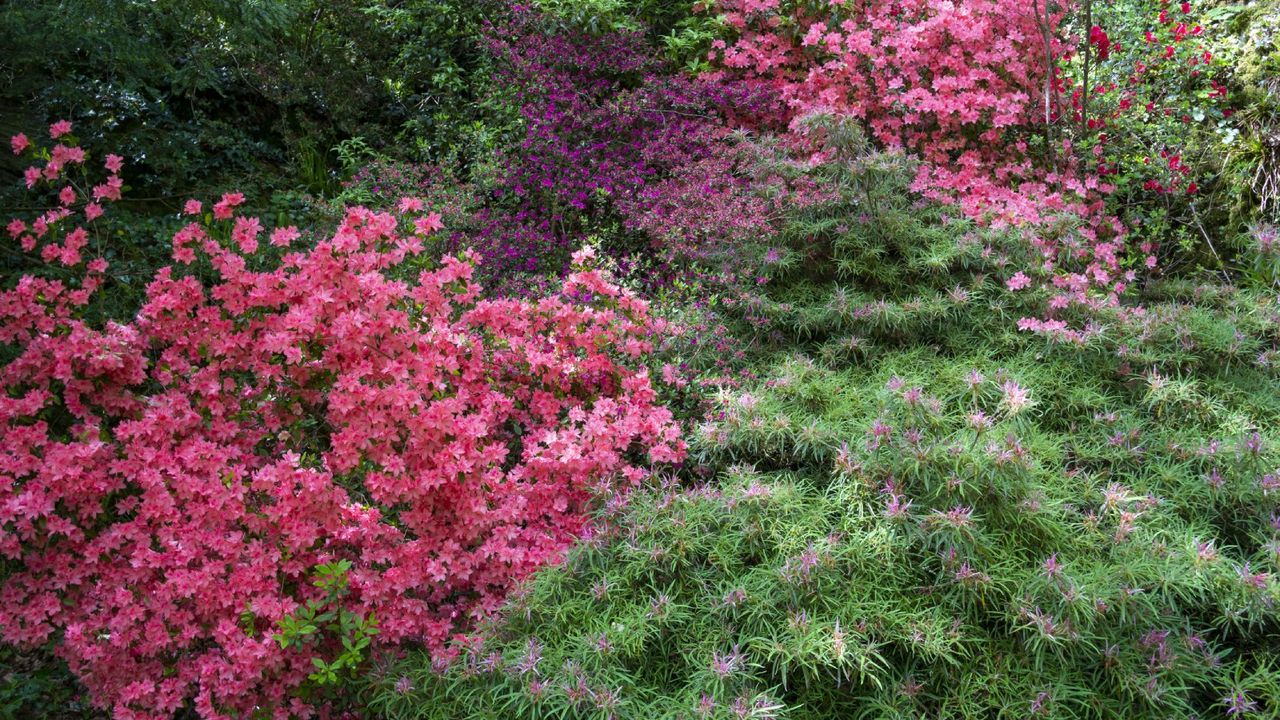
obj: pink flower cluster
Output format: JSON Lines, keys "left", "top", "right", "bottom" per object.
{"left": 8, "top": 122, "right": 123, "bottom": 266}
{"left": 0, "top": 138, "right": 684, "bottom": 718}
{"left": 707, "top": 0, "right": 1071, "bottom": 223}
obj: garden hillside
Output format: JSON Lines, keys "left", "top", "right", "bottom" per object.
{"left": 2, "top": 2, "right": 1279, "bottom": 720}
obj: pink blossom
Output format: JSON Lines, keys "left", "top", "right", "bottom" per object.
{"left": 413, "top": 212, "right": 444, "bottom": 235}
{"left": 10, "top": 133, "right": 30, "bottom": 155}
{"left": 91, "top": 175, "right": 123, "bottom": 202}
{"left": 270, "top": 226, "right": 300, "bottom": 247}
{"left": 231, "top": 215, "right": 262, "bottom": 253}
{"left": 572, "top": 246, "right": 598, "bottom": 266}
{"left": 0, "top": 160, "right": 685, "bottom": 718}
{"left": 213, "top": 192, "right": 245, "bottom": 220}
{"left": 1006, "top": 272, "right": 1032, "bottom": 291}
{"left": 49, "top": 120, "right": 73, "bottom": 138}
{"left": 1000, "top": 380, "right": 1033, "bottom": 415}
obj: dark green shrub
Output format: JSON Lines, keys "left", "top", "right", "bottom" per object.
{"left": 0, "top": 0, "right": 493, "bottom": 198}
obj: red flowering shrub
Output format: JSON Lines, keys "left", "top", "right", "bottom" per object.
{"left": 0, "top": 130, "right": 684, "bottom": 718}
{"left": 1060, "top": 0, "right": 1235, "bottom": 266}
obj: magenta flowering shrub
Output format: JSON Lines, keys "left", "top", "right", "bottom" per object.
{"left": 470, "top": 6, "right": 778, "bottom": 281}
{"left": 1, "top": 130, "right": 684, "bottom": 718}
{"left": 614, "top": 134, "right": 806, "bottom": 266}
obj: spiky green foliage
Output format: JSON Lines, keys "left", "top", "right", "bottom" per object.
{"left": 363, "top": 344, "right": 1280, "bottom": 718}
{"left": 734, "top": 139, "right": 1014, "bottom": 357}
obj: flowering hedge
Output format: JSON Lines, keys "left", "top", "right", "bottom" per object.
{"left": 0, "top": 128, "right": 684, "bottom": 718}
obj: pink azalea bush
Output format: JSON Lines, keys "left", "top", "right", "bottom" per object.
{"left": 6, "top": 120, "right": 122, "bottom": 268}
{"left": 0, "top": 130, "right": 684, "bottom": 718}
{"left": 705, "top": 0, "right": 1078, "bottom": 224}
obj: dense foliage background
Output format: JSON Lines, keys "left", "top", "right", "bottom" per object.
{"left": 2, "top": 1, "right": 1279, "bottom": 719}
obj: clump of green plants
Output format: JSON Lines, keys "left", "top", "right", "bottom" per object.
{"left": 528, "top": 0, "right": 723, "bottom": 70}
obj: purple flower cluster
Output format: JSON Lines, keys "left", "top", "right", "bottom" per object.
{"left": 470, "top": 6, "right": 779, "bottom": 284}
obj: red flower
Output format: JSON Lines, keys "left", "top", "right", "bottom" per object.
{"left": 1089, "top": 25, "right": 1111, "bottom": 61}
